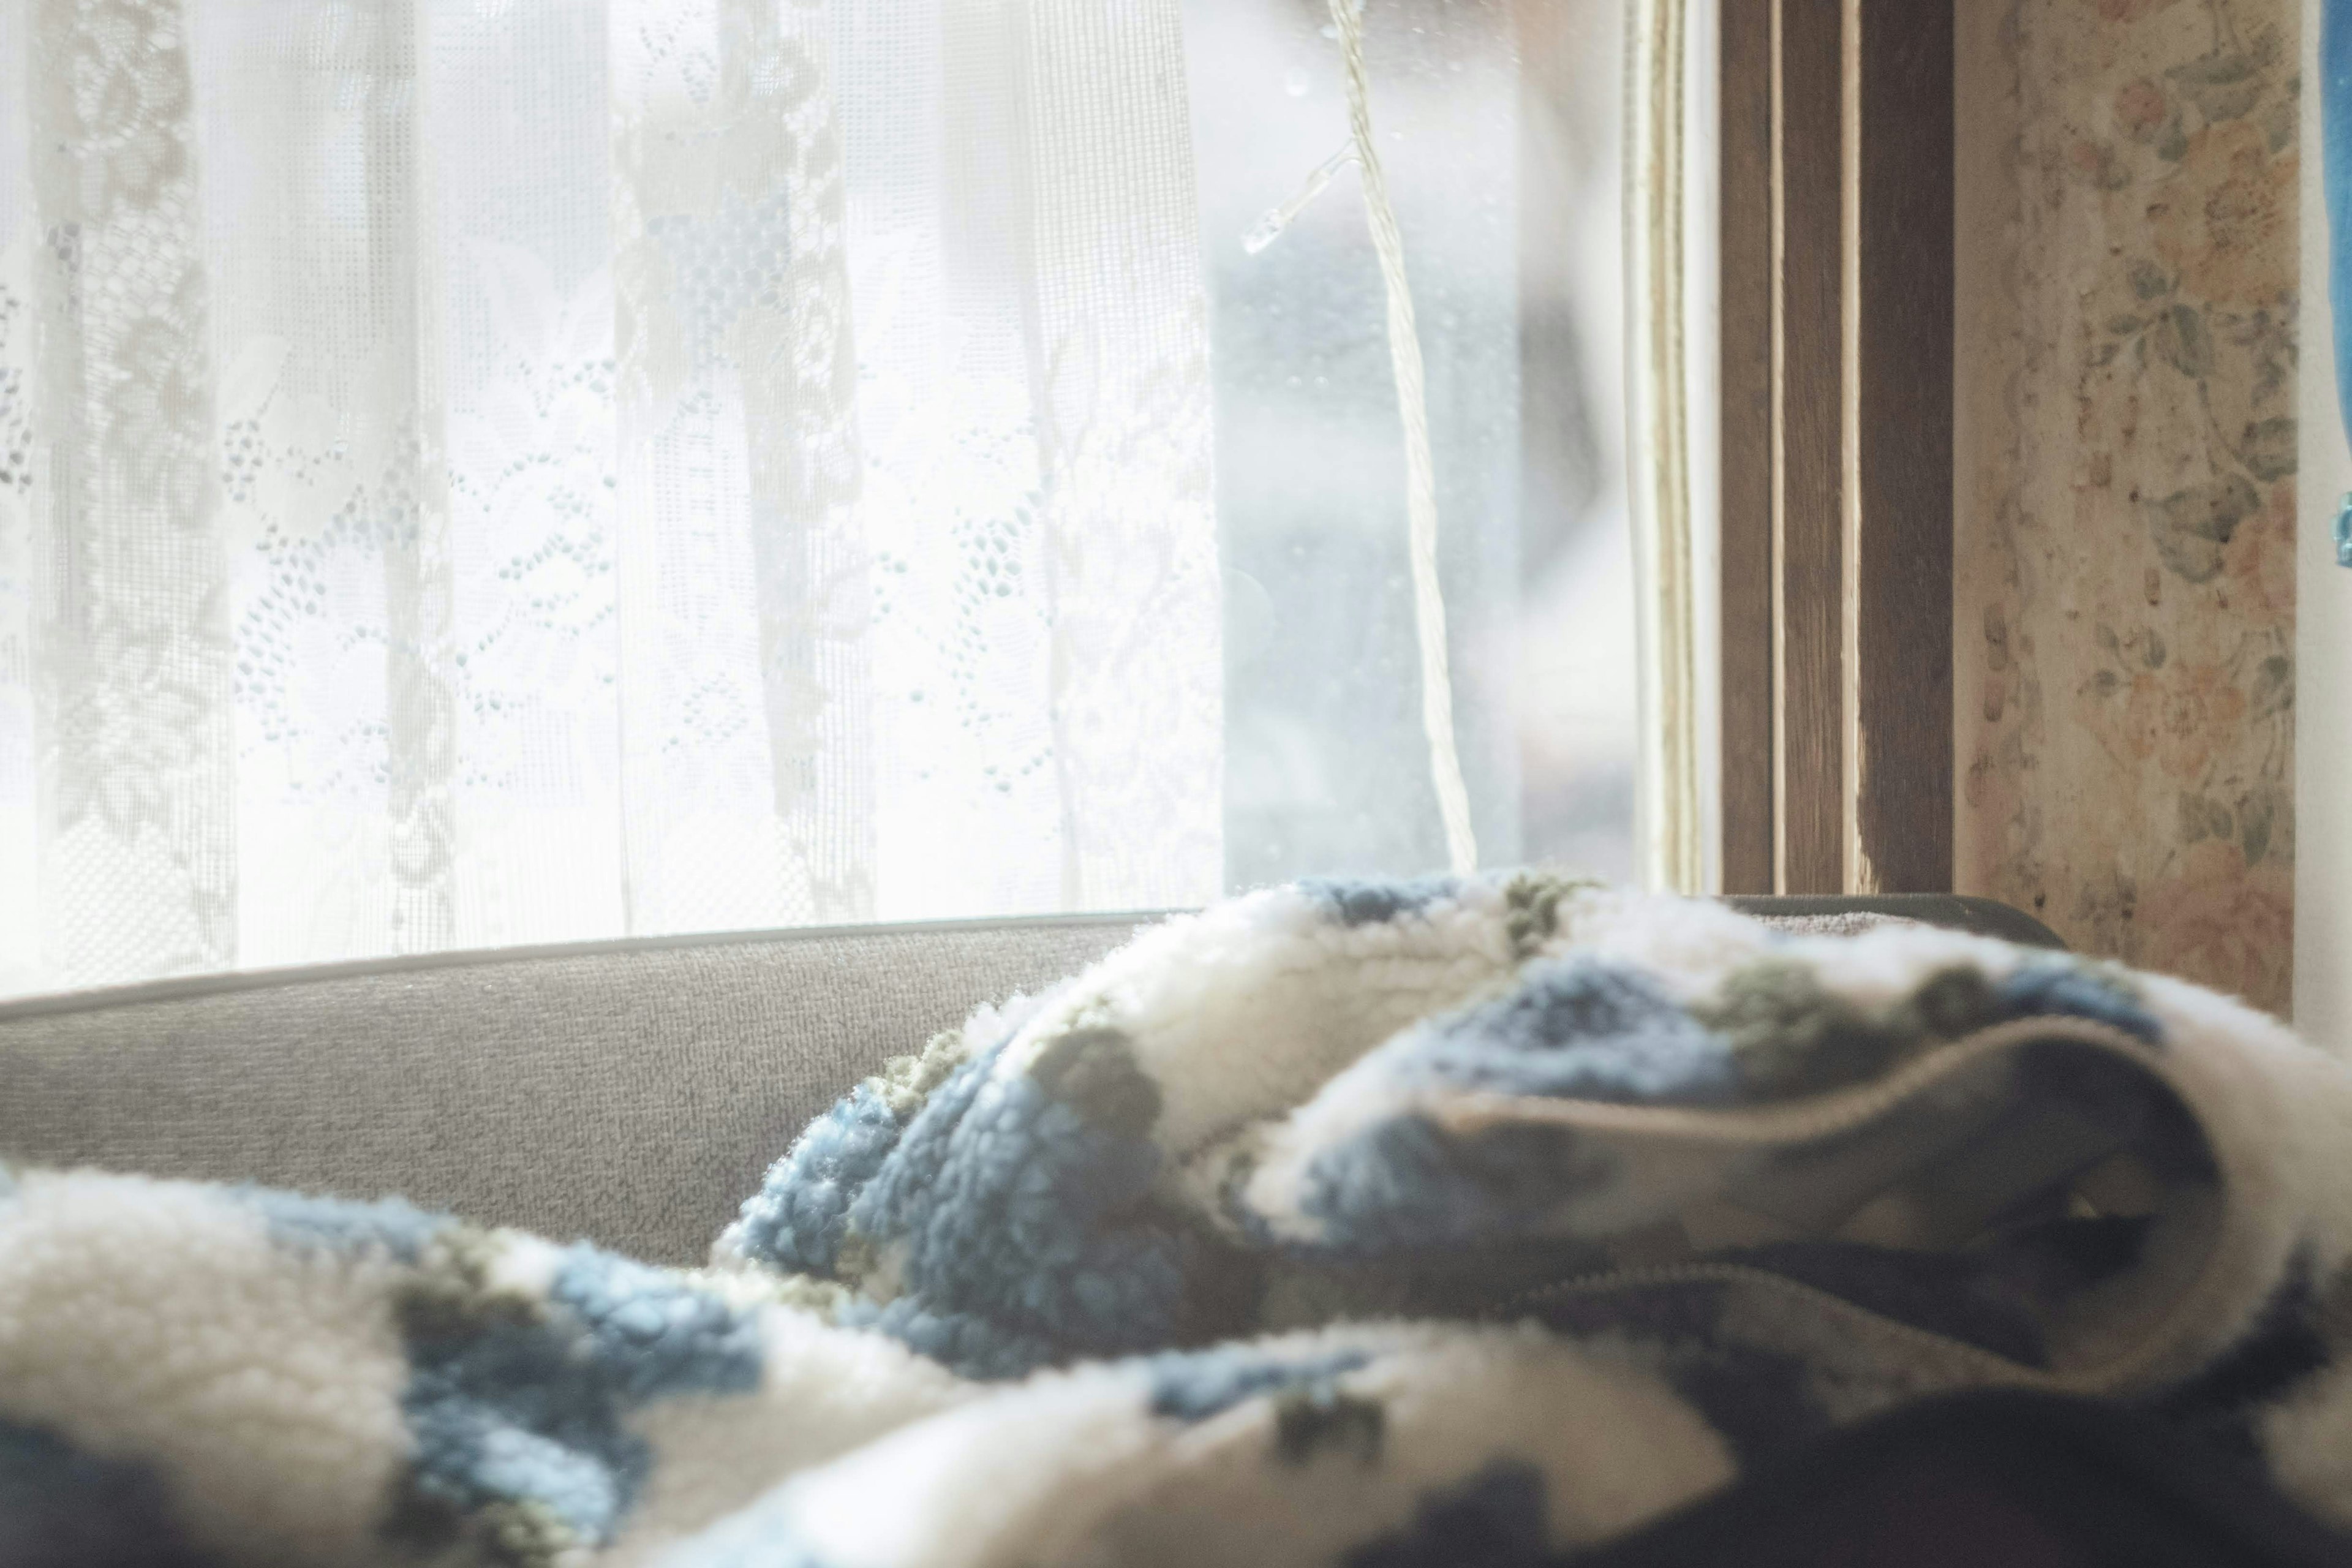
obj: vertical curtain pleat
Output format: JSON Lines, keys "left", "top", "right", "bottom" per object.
{"left": 28, "top": 0, "right": 237, "bottom": 987}
{"left": 1021, "top": 0, "right": 1219, "bottom": 910}
{"left": 378, "top": 0, "right": 461, "bottom": 956}
{"left": 187, "top": 0, "right": 459, "bottom": 963}
{"left": 432, "top": 0, "right": 622, "bottom": 948}
{"left": 611, "top": 0, "right": 875, "bottom": 931}
{"left": 0, "top": 0, "right": 40, "bottom": 992}
{"left": 841, "top": 0, "right": 1217, "bottom": 919}
{"left": 851, "top": 0, "right": 1061, "bottom": 917}
{"left": 0, "top": 0, "right": 1221, "bottom": 993}
{"left": 730, "top": 0, "right": 873, "bottom": 925}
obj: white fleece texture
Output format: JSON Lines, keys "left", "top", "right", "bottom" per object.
{"left": 3, "top": 874, "right": 2348, "bottom": 1566}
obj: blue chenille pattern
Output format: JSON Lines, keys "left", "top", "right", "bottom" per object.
{"left": 235, "top": 1187, "right": 448, "bottom": 1264}
{"left": 1273, "top": 962, "right": 1735, "bottom": 1256}
{"left": 838, "top": 1295, "right": 1065, "bottom": 1383}
{"left": 398, "top": 1316, "right": 640, "bottom": 1550}
{"left": 0, "top": 1419, "right": 221, "bottom": 1567}
{"left": 393, "top": 1243, "right": 764, "bottom": 1552}
{"left": 728, "top": 1088, "right": 902, "bottom": 1276}
{"left": 727, "top": 1080, "right": 932, "bottom": 1276}
{"left": 548, "top": 1248, "right": 766, "bottom": 1402}
{"left": 1144, "top": 1345, "right": 1373, "bottom": 1421}
{"left": 826, "top": 1038, "right": 1192, "bottom": 1378}
{"left": 1299, "top": 875, "right": 1463, "bottom": 928}
{"left": 1996, "top": 960, "right": 2163, "bottom": 1044}
{"left": 1396, "top": 959, "right": 1738, "bottom": 1105}
{"left": 1292, "top": 1114, "right": 1621, "bottom": 1257}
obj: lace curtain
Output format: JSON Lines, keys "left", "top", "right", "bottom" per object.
{"left": 0, "top": 0, "right": 1221, "bottom": 994}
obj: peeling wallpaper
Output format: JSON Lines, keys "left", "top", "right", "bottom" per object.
{"left": 1957, "top": 0, "right": 2299, "bottom": 1014}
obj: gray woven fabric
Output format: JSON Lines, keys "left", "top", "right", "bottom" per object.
{"left": 0, "top": 906, "right": 1973, "bottom": 1264}
{"left": 0, "top": 918, "right": 1146, "bottom": 1264}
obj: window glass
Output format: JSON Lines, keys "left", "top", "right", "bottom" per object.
{"left": 1191, "top": 0, "right": 1631, "bottom": 887}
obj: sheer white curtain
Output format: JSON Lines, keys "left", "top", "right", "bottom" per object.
{"left": 0, "top": 0, "right": 1221, "bottom": 995}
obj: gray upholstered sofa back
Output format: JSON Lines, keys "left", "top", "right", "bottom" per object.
{"left": 0, "top": 895, "right": 2057, "bottom": 1265}
{"left": 0, "top": 915, "right": 1147, "bottom": 1264}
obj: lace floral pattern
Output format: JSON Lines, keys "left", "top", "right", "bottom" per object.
{"left": 0, "top": 0, "right": 1219, "bottom": 993}
{"left": 7, "top": 0, "right": 236, "bottom": 989}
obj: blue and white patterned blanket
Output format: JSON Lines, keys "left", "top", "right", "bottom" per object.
{"left": 6, "top": 874, "right": 2352, "bottom": 1566}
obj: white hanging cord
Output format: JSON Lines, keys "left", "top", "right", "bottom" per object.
{"left": 1324, "top": 0, "right": 1479, "bottom": 875}
{"left": 1243, "top": 144, "right": 1358, "bottom": 255}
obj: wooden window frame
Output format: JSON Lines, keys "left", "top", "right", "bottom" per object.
{"left": 1717, "top": 0, "right": 1954, "bottom": 895}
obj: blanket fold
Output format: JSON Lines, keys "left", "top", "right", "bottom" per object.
{"left": 3, "top": 875, "right": 2349, "bottom": 1566}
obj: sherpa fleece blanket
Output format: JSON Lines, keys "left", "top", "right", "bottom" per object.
{"left": 6, "top": 873, "right": 2352, "bottom": 1567}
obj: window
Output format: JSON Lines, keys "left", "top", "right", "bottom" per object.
{"left": 0, "top": 0, "right": 1632, "bottom": 996}
{"left": 1192, "top": 0, "right": 1632, "bottom": 889}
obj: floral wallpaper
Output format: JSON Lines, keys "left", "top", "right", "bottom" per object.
{"left": 1957, "top": 0, "right": 2298, "bottom": 1012}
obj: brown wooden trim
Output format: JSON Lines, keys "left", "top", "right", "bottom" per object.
{"left": 1775, "top": 0, "right": 1845, "bottom": 893}
{"left": 1849, "top": 0, "right": 1954, "bottom": 893}
{"left": 1717, "top": 0, "right": 1953, "bottom": 895}
{"left": 1718, "top": 0, "right": 1775, "bottom": 895}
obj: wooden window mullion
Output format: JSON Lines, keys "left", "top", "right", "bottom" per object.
{"left": 1719, "top": 0, "right": 1951, "bottom": 895}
